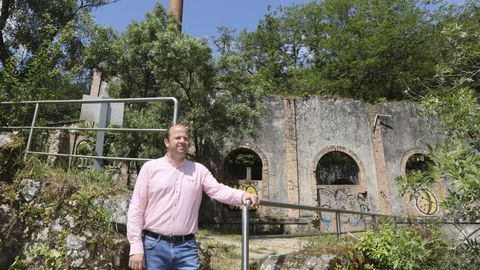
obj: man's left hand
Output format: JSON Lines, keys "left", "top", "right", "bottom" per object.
{"left": 241, "top": 192, "right": 259, "bottom": 207}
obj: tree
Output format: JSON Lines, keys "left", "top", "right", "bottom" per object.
{"left": 0, "top": 0, "right": 116, "bottom": 125}
{"left": 397, "top": 1, "right": 480, "bottom": 266}
{"left": 90, "top": 4, "right": 264, "bottom": 169}
{"left": 235, "top": 0, "right": 441, "bottom": 101}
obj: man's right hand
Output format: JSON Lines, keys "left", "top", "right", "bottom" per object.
{"left": 129, "top": 254, "right": 144, "bottom": 270}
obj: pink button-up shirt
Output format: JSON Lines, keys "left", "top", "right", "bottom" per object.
{"left": 127, "top": 156, "right": 244, "bottom": 255}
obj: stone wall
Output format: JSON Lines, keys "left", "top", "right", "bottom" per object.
{"left": 378, "top": 102, "right": 444, "bottom": 216}
{"left": 214, "top": 96, "right": 446, "bottom": 226}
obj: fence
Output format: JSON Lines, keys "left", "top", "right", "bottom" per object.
{"left": 0, "top": 97, "right": 178, "bottom": 168}
{"left": 240, "top": 199, "right": 480, "bottom": 270}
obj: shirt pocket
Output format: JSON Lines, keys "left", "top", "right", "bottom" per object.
{"left": 182, "top": 177, "right": 199, "bottom": 192}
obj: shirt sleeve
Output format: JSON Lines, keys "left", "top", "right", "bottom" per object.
{"left": 200, "top": 165, "right": 244, "bottom": 205}
{"left": 127, "top": 162, "right": 150, "bottom": 255}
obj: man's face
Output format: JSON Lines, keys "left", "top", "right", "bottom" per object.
{"left": 164, "top": 125, "right": 189, "bottom": 157}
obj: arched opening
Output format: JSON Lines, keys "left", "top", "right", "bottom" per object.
{"left": 405, "top": 153, "right": 434, "bottom": 174}
{"left": 74, "top": 139, "right": 94, "bottom": 168}
{"left": 316, "top": 151, "right": 359, "bottom": 185}
{"left": 224, "top": 148, "right": 262, "bottom": 182}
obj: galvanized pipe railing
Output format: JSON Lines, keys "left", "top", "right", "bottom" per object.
{"left": 241, "top": 200, "right": 251, "bottom": 270}
{"left": 240, "top": 199, "right": 439, "bottom": 270}
{"left": 0, "top": 97, "right": 178, "bottom": 165}
{"left": 241, "top": 199, "right": 480, "bottom": 269}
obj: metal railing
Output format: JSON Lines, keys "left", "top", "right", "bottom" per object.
{"left": 0, "top": 97, "right": 178, "bottom": 167}
{"left": 240, "top": 199, "right": 438, "bottom": 270}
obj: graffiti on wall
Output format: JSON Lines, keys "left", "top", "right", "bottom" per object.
{"left": 318, "top": 188, "right": 369, "bottom": 212}
{"left": 317, "top": 188, "right": 369, "bottom": 229}
{"left": 414, "top": 189, "right": 438, "bottom": 215}
{"left": 225, "top": 183, "right": 258, "bottom": 211}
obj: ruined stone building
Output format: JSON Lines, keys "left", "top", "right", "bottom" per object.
{"left": 208, "top": 96, "right": 446, "bottom": 232}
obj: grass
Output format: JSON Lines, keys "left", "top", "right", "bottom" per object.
{"left": 299, "top": 234, "right": 358, "bottom": 256}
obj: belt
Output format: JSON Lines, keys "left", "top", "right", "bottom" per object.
{"left": 143, "top": 230, "right": 195, "bottom": 243}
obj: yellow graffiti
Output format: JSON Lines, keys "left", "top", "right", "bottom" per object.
{"left": 227, "top": 183, "right": 258, "bottom": 211}
{"left": 414, "top": 189, "right": 438, "bottom": 215}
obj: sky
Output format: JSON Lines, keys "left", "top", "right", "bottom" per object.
{"left": 93, "top": 0, "right": 312, "bottom": 39}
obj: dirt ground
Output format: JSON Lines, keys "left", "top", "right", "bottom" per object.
{"left": 197, "top": 233, "right": 305, "bottom": 269}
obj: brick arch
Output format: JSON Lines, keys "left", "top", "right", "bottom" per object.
{"left": 220, "top": 143, "right": 269, "bottom": 199}
{"left": 310, "top": 146, "right": 367, "bottom": 204}
{"left": 74, "top": 137, "right": 93, "bottom": 155}
{"left": 400, "top": 148, "right": 430, "bottom": 176}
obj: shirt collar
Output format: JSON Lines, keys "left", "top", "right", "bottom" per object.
{"left": 165, "top": 154, "right": 185, "bottom": 168}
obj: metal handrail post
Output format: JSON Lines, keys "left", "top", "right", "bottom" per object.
{"left": 24, "top": 103, "right": 40, "bottom": 160}
{"left": 242, "top": 201, "right": 251, "bottom": 270}
{"left": 172, "top": 98, "right": 178, "bottom": 125}
{"left": 335, "top": 212, "right": 341, "bottom": 241}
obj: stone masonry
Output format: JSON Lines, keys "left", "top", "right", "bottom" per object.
{"left": 219, "top": 96, "right": 445, "bottom": 225}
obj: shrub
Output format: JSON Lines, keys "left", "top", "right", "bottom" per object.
{"left": 0, "top": 132, "right": 24, "bottom": 182}
{"left": 341, "top": 225, "right": 450, "bottom": 270}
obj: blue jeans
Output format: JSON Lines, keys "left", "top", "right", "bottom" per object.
{"left": 143, "top": 234, "right": 200, "bottom": 270}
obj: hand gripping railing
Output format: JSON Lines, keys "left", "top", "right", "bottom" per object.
{"left": 0, "top": 97, "right": 178, "bottom": 168}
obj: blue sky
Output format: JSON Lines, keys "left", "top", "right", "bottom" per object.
{"left": 93, "top": 0, "right": 465, "bottom": 44}
{"left": 93, "top": 0, "right": 312, "bottom": 39}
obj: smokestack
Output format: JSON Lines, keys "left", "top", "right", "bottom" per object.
{"left": 169, "top": 0, "right": 183, "bottom": 31}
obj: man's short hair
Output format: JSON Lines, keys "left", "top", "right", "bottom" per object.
{"left": 165, "top": 125, "right": 173, "bottom": 141}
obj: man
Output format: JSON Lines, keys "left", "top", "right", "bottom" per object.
{"left": 127, "top": 124, "right": 258, "bottom": 270}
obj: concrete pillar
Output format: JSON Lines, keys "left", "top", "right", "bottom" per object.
{"left": 284, "top": 99, "right": 299, "bottom": 218}
{"left": 369, "top": 106, "right": 392, "bottom": 214}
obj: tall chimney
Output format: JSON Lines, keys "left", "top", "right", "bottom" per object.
{"left": 169, "top": 0, "right": 183, "bottom": 31}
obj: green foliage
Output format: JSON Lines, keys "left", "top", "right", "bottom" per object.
{"left": 228, "top": 153, "right": 260, "bottom": 167}
{"left": 9, "top": 244, "right": 63, "bottom": 270}
{"left": 0, "top": 0, "right": 113, "bottom": 126}
{"left": 352, "top": 226, "right": 449, "bottom": 270}
{"left": 0, "top": 133, "right": 24, "bottom": 182}
{"left": 432, "top": 0, "right": 480, "bottom": 93}
{"left": 395, "top": 3, "right": 480, "bottom": 266}
{"left": 1, "top": 159, "right": 128, "bottom": 269}
{"left": 234, "top": 0, "right": 440, "bottom": 101}
{"left": 429, "top": 142, "right": 480, "bottom": 221}
{"left": 301, "top": 235, "right": 354, "bottom": 255}
{"left": 85, "top": 3, "right": 265, "bottom": 166}
{"left": 423, "top": 88, "right": 480, "bottom": 148}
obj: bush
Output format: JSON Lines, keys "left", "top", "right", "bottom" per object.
{"left": 0, "top": 133, "right": 24, "bottom": 182}
{"left": 338, "top": 225, "right": 451, "bottom": 270}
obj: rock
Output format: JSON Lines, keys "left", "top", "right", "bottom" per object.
{"left": 111, "top": 232, "right": 130, "bottom": 269}
{"left": 0, "top": 133, "right": 14, "bottom": 148}
{"left": 51, "top": 218, "right": 63, "bottom": 233}
{"left": 65, "top": 214, "right": 76, "bottom": 228}
{"left": 0, "top": 133, "right": 23, "bottom": 182}
{"left": 0, "top": 204, "right": 22, "bottom": 269}
{"left": 94, "top": 195, "right": 130, "bottom": 232}
{"left": 66, "top": 234, "right": 87, "bottom": 251}
{"left": 1, "top": 177, "right": 131, "bottom": 269}
{"left": 20, "top": 179, "right": 42, "bottom": 202}
{"left": 260, "top": 253, "right": 336, "bottom": 270}
{"left": 65, "top": 234, "right": 88, "bottom": 268}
